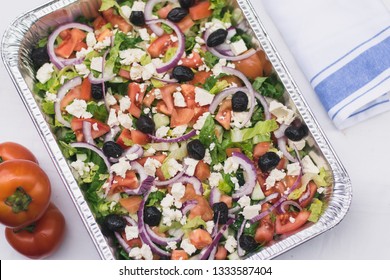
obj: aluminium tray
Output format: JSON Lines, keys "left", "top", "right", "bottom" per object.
{"left": 1, "top": 0, "right": 353, "bottom": 260}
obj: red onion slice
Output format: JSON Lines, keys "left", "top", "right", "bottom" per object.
{"left": 236, "top": 220, "right": 246, "bottom": 257}
{"left": 277, "top": 137, "right": 297, "bottom": 162}
{"left": 231, "top": 152, "right": 257, "bottom": 199}
{"left": 123, "top": 215, "right": 137, "bottom": 227}
{"left": 254, "top": 92, "right": 271, "bottom": 120}
{"left": 144, "top": 0, "right": 178, "bottom": 36}
{"left": 114, "top": 232, "right": 131, "bottom": 254}
{"left": 274, "top": 123, "right": 288, "bottom": 139}
{"left": 70, "top": 142, "right": 111, "bottom": 171}
{"left": 228, "top": 205, "right": 240, "bottom": 214}
{"left": 154, "top": 166, "right": 187, "bottom": 186}
{"left": 82, "top": 121, "right": 96, "bottom": 146}
{"left": 148, "top": 129, "right": 196, "bottom": 143}
{"left": 104, "top": 126, "right": 121, "bottom": 142}
{"left": 123, "top": 144, "right": 144, "bottom": 160}
{"left": 181, "top": 200, "right": 197, "bottom": 215}
{"left": 208, "top": 246, "right": 218, "bottom": 260}
{"left": 209, "top": 187, "right": 222, "bottom": 206}
{"left": 145, "top": 224, "right": 183, "bottom": 246}
{"left": 279, "top": 200, "right": 302, "bottom": 214}
{"left": 177, "top": 175, "right": 203, "bottom": 195}
{"left": 124, "top": 175, "right": 154, "bottom": 196}
{"left": 47, "top": 23, "right": 93, "bottom": 69}
{"left": 55, "top": 76, "right": 82, "bottom": 127}
{"left": 146, "top": 19, "right": 185, "bottom": 73}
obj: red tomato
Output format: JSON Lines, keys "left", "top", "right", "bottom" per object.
{"left": 128, "top": 83, "right": 145, "bottom": 118}
{"left": 233, "top": 50, "right": 266, "bottom": 80}
{"left": 116, "top": 128, "right": 132, "bottom": 149}
{"left": 55, "top": 28, "right": 87, "bottom": 59}
{"left": 161, "top": 84, "right": 179, "bottom": 114}
{"left": 0, "top": 160, "right": 51, "bottom": 228}
{"left": 102, "top": 8, "right": 132, "bottom": 33}
{"left": 70, "top": 118, "right": 110, "bottom": 140}
{"left": 0, "top": 142, "right": 38, "bottom": 164}
{"left": 299, "top": 181, "right": 318, "bottom": 208}
{"left": 181, "top": 51, "right": 203, "bottom": 69}
{"left": 157, "top": 4, "right": 173, "bottom": 18}
{"left": 215, "top": 246, "right": 228, "bottom": 260}
{"left": 170, "top": 108, "right": 195, "bottom": 127}
{"left": 130, "top": 130, "right": 150, "bottom": 145}
{"left": 253, "top": 142, "right": 271, "bottom": 159}
{"left": 5, "top": 203, "right": 65, "bottom": 259}
{"left": 119, "top": 196, "right": 142, "bottom": 214}
{"left": 189, "top": 228, "right": 212, "bottom": 249}
{"left": 147, "top": 34, "right": 172, "bottom": 58}
{"left": 93, "top": 16, "right": 107, "bottom": 30}
{"left": 189, "top": 71, "right": 212, "bottom": 85}
{"left": 215, "top": 99, "right": 232, "bottom": 130}
{"left": 136, "top": 154, "right": 167, "bottom": 166}
{"left": 60, "top": 79, "right": 92, "bottom": 110}
{"left": 171, "top": 250, "right": 189, "bottom": 260}
{"left": 177, "top": 15, "right": 195, "bottom": 33}
{"left": 110, "top": 170, "right": 139, "bottom": 194}
{"left": 194, "top": 161, "right": 210, "bottom": 181}
{"left": 255, "top": 203, "right": 275, "bottom": 245}
{"left": 275, "top": 211, "right": 311, "bottom": 235}
{"left": 189, "top": 1, "right": 212, "bottom": 20}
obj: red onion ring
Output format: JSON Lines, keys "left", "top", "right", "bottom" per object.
{"left": 154, "top": 166, "right": 187, "bottom": 186}
{"left": 148, "top": 129, "right": 196, "bottom": 143}
{"left": 104, "top": 126, "right": 121, "bottom": 142}
{"left": 146, "top": 19, "right": 185, "bottom": 73}
{"left": 274, "top": 123, "right": 288, "bottom": 139}
{"left": 237, "top": 219, "right": 246, "bottom": 257}
{"left": 279, "top": 200, "right": 302, "bottom": 214}
{"left": 47, "top": 23, "right": 93, "bottom": 69}
{"left": 231, "top": 152, "right": 257, "bottom": 199}
{"left": 55, "top": 76, "right": 82, "bottom": 127}
{"left": 298, "top": 185, "right": 311, "bottom": 204}
{"left": 70, "top": 142, "right": 111, "bottom": 171}
{"left": 254, "top": 92, "right": 271, "bottom": 120}
{"left": 177, "top": 175, "right": 203, "bottom": 195}
{"left": 114, "top": 232, "right": 131, "bottom": 254}
{"left": 208, "top": 246, "right": 218, "bottom": 260}
{"left": 277, "top": 137, "right": 297, "bottom": 162}
{"left": 124, "top": 175, "right": 154, "bottom": 196}
{"left": 123, "top": 215, "right": 137, "bottom": 227}
{"left": 144, "top": 0, "right": 178, "bottom": 36}
{"left": 145, "top": 224, "right": 183, "bottom": 246}
{"left": 82, "top": 121, "right": 96, "bottom": 146}
{"left": 209, "top": 187, "right": 222, "bottom": 206}
{"left": 181, "top": 200, "right": 197, "bottom": 215}
{"left": 124, "top": 144, "right": 144, "bottom": 160}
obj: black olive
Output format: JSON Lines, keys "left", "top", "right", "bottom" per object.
{"left": 284, "top": 124, "right": 309, "bottom": 141}
{"left": 103, "top": 141, "right": 124, "bottom": 158}
{"left": 179, "top": 0, "right": 195, "bottom": 9}
{"left": 206, "top": 29, "right": 228, "bottom": 47}
{"left": 258, "top": 152, "right": 280, "bottom": 173}
{"left": 103, "top": 214, "right": 126, "bottom": 233}
{"left": 212, "top": 202, "right": 229, "bottom": 224}
{"left": 236, "top": 170, "right": 245, "bottom": 186}
{"left": 31, "top": 46, "right": 50, "bottom": 70}
{"left": 167, "top": 7, "right": 188, "bottom": 22}
{"left": 187, "top": 139, "right": 205, "bottom": 160}
{"left": 135, "top": 115, "right": 155, "bottom": 134}
{"left": 130, "top": 11, "right": 145, "bottom": 26}
{"left": 172, "top": 66, "right": 194, "bottom": 82}
{"left": 239, "top": 235, "right": 258, "bottom": 252}
{"left": 144, "top": 206, "right": 162, "bottom": 226}
{"left": 232, "top": 91, "right": 249, "bottom": 112}
{"left": 91, "top": 83, "right": 105, "bottom": 100}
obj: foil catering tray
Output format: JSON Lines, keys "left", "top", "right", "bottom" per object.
{"left": 1, "top": 0, "right": 352, "bottom": 260}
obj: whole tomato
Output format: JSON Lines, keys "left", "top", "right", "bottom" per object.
{"left": 0, "top": 142, "right": 38, "bottom": 164}
{"left": 0, "top": 160, "right": 51, "bottom": 228}
{"left": 5, "top": 203, "right": 66, "bottom": 259}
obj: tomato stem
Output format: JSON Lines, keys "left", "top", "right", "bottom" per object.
{"left": 0, "top": 156, "right": 3, "bottom": 163}
{"left": 5, "top": 187, "right": 32, "bottom": 213}
{"left": 13, "top": 224, "right": 36, "bottom": 233}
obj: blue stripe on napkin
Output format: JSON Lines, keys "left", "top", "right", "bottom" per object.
{"left": 314, "top": 34, "right": 390, "bottom": 112}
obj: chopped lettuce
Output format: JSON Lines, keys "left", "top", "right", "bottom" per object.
{"left": 182, "top": 216, "right": 207, "bottom": 231}
{"left": 209, "top": 80, "right": 229, "bottom": 95}
{"left": 99, "top": 0, "right": 118, "bottom": 11}
{"left": 230, "top": 119, "right": 278, "bottom": 143}
{"left": 288, "top": 173, "right": 316, "bottom": 200}
{"left": 147, "top": 191, "right": 165, "bottom": 207}
{"left": 308, "top": 198, "right": 323, "bottom": 223}
{"left": 252, "top": 74, "right": 285, "bottom": 101}
{"left": 42, "top": 101, "right": 55, "bottom": 115}
{"left": 218, "top": 174, "right": 234, "bottom": 194}
{"left": 59, "top": 141, "right": 77, "bottom": 158}
{"left": 203, "top": 51, "right": 219, "bottom": 68}
{"left": 314, "top": 167, "right": 332, "bottom": 187}
{"left": 163, "top": 47, "right": 178, "bottom": 63}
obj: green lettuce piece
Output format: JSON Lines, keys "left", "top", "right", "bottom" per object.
{"left": 203, "top": 51, "right": 219, "bottom": 68}
{"left": 99, "top": 0, "right": 119, "bottom": 11}
{"left": 218, "top": 174, "right": 234, "bottom": 194}
{"left": 308, "top": 198, "right": 323, "bottom": 223}
{"left": 147, "top": 191, "right": 165, "bottom": 207}
{"left": 231, "top": 119, "right": 278, "bottom": 143}
{"left": 253, "top": 74, "right": 285, "bottom": 101}
{"left": 209, "top": 80, "right": 229, "bottom": 95}
{"left": 182, "top": 216, "right": 207, "bottom": 231}
{"left": 59, "top": 141, "right": 77, "bottom": 158}
{"left": 42, "top": 101, "right": 55, "bottom": 115}
{"left": 314, "top": 167, "right": 332, "bottom": 187}
{"left": 288, "top": 173, "right": 316, "bottom": 200}
{"left": 199, "top": 114, "right": 216, "bottom": 147}
{"left": 163, "top": 47, "right": 178, "bottom": 63}
{"left": 140, "top": 54, "right": 152, "bottom": 66}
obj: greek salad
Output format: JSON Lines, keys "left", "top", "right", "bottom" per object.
{"left": 31, "top": 0, "right": 331, "bottom": 260}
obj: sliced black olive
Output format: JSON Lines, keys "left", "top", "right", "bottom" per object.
{"left": 258, "top": 152, "right": 280, "bottom": 173}
{"left": 212, "top": 202, "right": 229, "bottom": 224}
{"left": 31, "top": 46, "right": 50, "bottom": 70}
{"left": 206, "top": 29, "right": 228, "bottom": 47}
{"left": 239, "top": 235, "right": 258, "bottom": 252}
{"left": 167, "top": 7, "right": 188, "bottom": 22}
{"left": 103, "top": 214, "right": 126, "bottom": 233}
{"left": 130, "top": 11, "right": 145, "bottom": 26}
{"left": 91, "top": 83, "right": 105, "bottom": 100}
{"left": 187, "top": 139, "right": 205, "bottom": 160}
{"left": 144, "top": 206, "right": 162, "bottom": 226}
{"left": 232, "top": 91, "right": 249, "bottom": 112}
{"left": 179, "top": 0, "right": 195, "bottom": 9}
{"left": 284, "top": 124, "right": 309, "bottom": 141}
{"left": 135, "top": 115, "right": 155, "bottom": 134}
{"left": 172, "top": 66, "right": 194, "bottom": 82}
{"left": 103, "top": 141, "right": 124, "bottom": 158}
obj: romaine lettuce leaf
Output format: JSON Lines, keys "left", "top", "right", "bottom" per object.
{"left": 308, "top": 198, "right": 323, "bottom": 223}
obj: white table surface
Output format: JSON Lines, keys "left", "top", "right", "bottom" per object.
{"left": 0, "top": 0, "right": 389, "bottom": 260}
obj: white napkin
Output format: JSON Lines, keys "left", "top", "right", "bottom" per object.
{"left": 262, "top": 0, "right": 390, "bottom": 129}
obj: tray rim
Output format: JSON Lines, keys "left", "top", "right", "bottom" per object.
{"left": 1, "top": 0, "right": 353, "bottom": 260}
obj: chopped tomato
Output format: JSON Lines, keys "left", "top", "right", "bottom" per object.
{"left": 60, "top": 79, "right": 91, "bottom": 110}
{"left": 142, "top": 90, "right": 156, "bottom": 107}
{"left": 102, "top": 8, "right": 132, "bottom": 33}
{"left": 136, "top": 154, "right": 167, "bottom": 166}
{"left": 157, "top": 4, "right": 173, "bottom": 18}
{"left": 253, "top": 142, "right": 271, "bottom": 159}
{"left": 70, "top": 118, "right": 110, "bottom": 140}
{"left": 275, "top": 211, "right": 311, "bottom": 235}
{"left": 118, "top": 68, "right": 131, "bottom": 80}
{"left": 119, "top": 196, "right": 143, "bottom": 214}
{"left": 226, "top": 147, "right": 241, "bottom": 157}
{"left": 55, "top": 28, "right": 87, "bottom": 59}
{"left": 189, "top": 1, "right": 212, "bottom": 20}
{"left": 177, "top": 15, "right": 195, "bottom": 33}
{"left": 194, "top": 161, "right": 210, "bottom": 181}
{"left": 161, "top": 84, "right": 179, "bottom": 114}
{"left": 170, "top": 108, "right": 195, "bottom": 127}
{"left": 93, "top": 16, "right": 107, "bottom": 30}
{"left": 80, "top": 78, "right": 92, "bottom": 100}
{"left": 276, "top": 157, "right": 287, "bottom": 170}
{"left": 189, "top": 229, "right": 212, "bottom": 249}
{"left": 181, "top": 184, "right": 197, "bottom": 202}
{"left": 215, "top": 99, "right": 232, "bottom": 130}
{"left": 131, "top": 130, "right": 150, "bottom": 145}
{"left": 299, "top": 181, "right": 318, "bottom": 208}
{"left": 190, "top": 106, "right": 209, "bottom": 125}
{"left": 96, "top": 29, "right": 112, "bottom": 42}
{"left": 215, "top": 246, "right": 228, "bottom": 260}
{"left": 128, "top": 83, "right": 145, "bottom": 118}
{"left": 110, "top": 170, "right": 139, "bottom": 194}
{"left": 156, "top": 101, "right": 171, "bottom": 115}
{"left": 147, "top": 34, "right": 171, "bottom": 58}
{"left": 220, "top": 75, "right": 243, "bottom": 87}
{"left": 284, "top": 175, "right": 302, "bottom": 190}
{"left": 180, "top": 51, "right": 203, "bottom": 69}
{"left": 180, "top": 84, "right": 196, "bottom": 108}
{"left": 233, "top": 50, "right": 269, "bottom": 80}
{"left": 74, "top": 41, "right": 88, "bottom": 52}
{"left": 255, "top": 203, "right": 275, "bottom": 245}
{"left": 59, "top": 29, "right": 71, "bottom": 40}
{"left": 116, "top": 129, "right": 132, "bottom": 149}
{"left": 190, "top": 71, "right": 212, "bottom": 86}
{"left": 189, "top": 196, "right": 213, "bottom": 221}
{"left": 171, "top": 250, "right": 189, "bottom": 260}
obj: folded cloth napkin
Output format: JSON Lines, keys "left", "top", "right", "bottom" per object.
{"left": 263, "top": 0, "right": 390, "bottom": 129}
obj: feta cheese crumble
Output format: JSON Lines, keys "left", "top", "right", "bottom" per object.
{"left": 36, "top": 63, "right": 54, "bottom": 84}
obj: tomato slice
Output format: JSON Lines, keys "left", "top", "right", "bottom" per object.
{"left": 93, "top": 16, "right": 107, "bottom": 31}
{"left": 190, "top": 71, "right": 212, "bottom": 86}
{"left": 55, "top": 28, "right": 87, "bottom": 59}
{"left": 189, "top": 1, "right": 212, "bottom": 20}
{"left": 147, "top": 34, "right": 171, "bottom": 58}
{"left": 119, "top": 195, "right": 143, "bottom": 213}
{"left": 177, "top": 15, "right": 195, "bottom": 33}
{"left": 136, "top": 154, "right": 167, "bottom": 166}
{"left": 275, "top": 211, "right": 311, "bottom": 235}
{"left": 215, "top": 99, "right": 232, "bottom": 130}
{"left": 171, "top": 250, "right": 189, "bottom": 260}
{"left": 110, "top": 170, "right": 139, "bottom": 194}
{"left": 253, "top": 142, "right": 271, "bottom": 159}
{"left": 70, "top": 118, "right": 110, "bottom": 140}
{"left": 161, "top": 84, "right": 179, "bottom": 114}
{"left": 127, "top": 83, "right": 145, "bottom": 118}
{"left": 102, "top": 8, "right": 132, "bottom": 33}
{"left": 116, "top": 128, "right": 132, "bottom": 149}
{"left": 181, "top": 51, "right": 203, "bottom": 69}
{"left": 194, "top": 160, "right": 210, "bottom": 181}
{"left": 170, "top": 108, "right": 195, "bottom": 127}
{"left": 299, "top": 181, "right": 318, "bottom": 208}
{"left": 157, "top": 4, "right": 173, "bottom": 18}
{"left": 131, "top": 130, "right": 151, "bottom": 145}
{"left": 233, "top": 50, "right": 267, "bottom": 80}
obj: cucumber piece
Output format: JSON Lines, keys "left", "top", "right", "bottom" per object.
{"left": 153, "top": 113, "right": 170, "bottom": 129}
{"left": 251, "top": 182, "right": 265, "bottom": 200}
{"left": 76, "top": 153, "right": 87, "bottom": 162}
{"left": 227, "top": 251, "right": 240, "bottom": 260}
